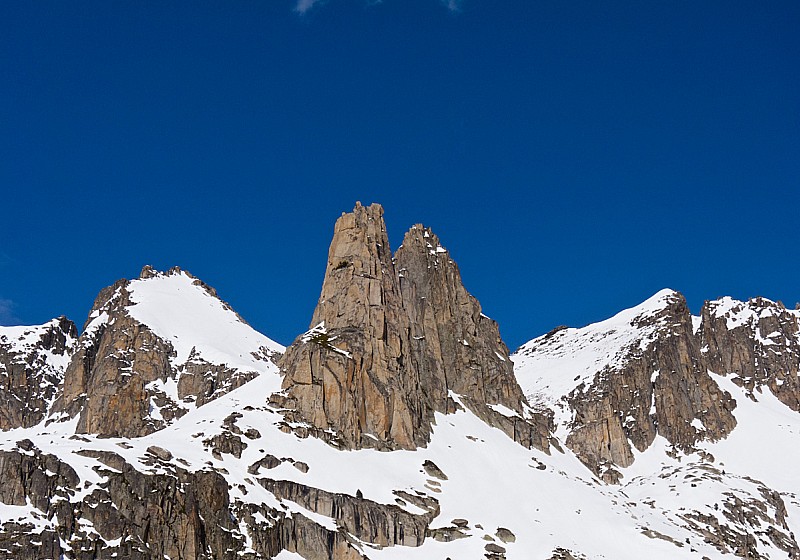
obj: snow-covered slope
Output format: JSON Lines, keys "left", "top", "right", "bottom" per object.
{"left": 2, "top": 263, "right": 800, "bottom": 559}
{"left": 3, "top": 361, "right": 798, "bottom": 559}
{"left": 125, "top": 269, "right": 284, "bottom": 372}
{"left": 513, "top": 289, "right": 685, "bottom": 433}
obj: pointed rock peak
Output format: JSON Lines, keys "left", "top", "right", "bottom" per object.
{"left": 395, "top": 223, "right": 527, "bottom": 413}
{"left": 311, "top": 202, "right": 397, "bottom": 329}
{"left": 279, "top": 203, "right": 417, "bottom": 450}
{"left": 278, "top": 204, "right": 552, "bottom": 452}
{"left": 140, "top": 264, "right": 157, "bottom": 279}
{"left": 399, "top": 224, "right": 453, "bottom": 264}
{"left": 608, "top": 288, "right": 685, "bottom": 326}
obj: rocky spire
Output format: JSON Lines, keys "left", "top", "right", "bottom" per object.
{"left": 276, "top": 203, "right": 551, "bottom": 451}
{"left": 277, "top": 202, "right": 423, "bottom": 449}
{"left": 395, "top": 224, "right": 527, "bottom": 412}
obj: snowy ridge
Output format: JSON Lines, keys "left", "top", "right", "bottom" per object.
{"left": 127, "top": 270, "right": 285, "bottom": 370}
{"left": 706, "top": 295, "right": 800, "bottom": 344}
{"left": 512, "top": 289, "right": 685, "bottom": 429}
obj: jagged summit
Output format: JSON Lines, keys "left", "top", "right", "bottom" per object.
{"left": 276, "top": 203, "right": 550, "bottom": 451}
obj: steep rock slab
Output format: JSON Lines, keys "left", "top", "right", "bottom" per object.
{"left": 52, "top": 267, "right": 283, "bottom": 437}
{"left": 0, "top": 317, "right": 77, "bottom": 430}
{"left": 278, "top": 203, "right": 550, "bottom": 451}
{"left": 395, "top": 225, "right": 550, "bottom": 450}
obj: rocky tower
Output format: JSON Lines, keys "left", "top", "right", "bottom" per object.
{"left": 395, "top": 225, "right": 527, "bottom": 411}
{"left": 276, "top": 203, "right": 421, "bottom": 449}
{"left": 278, "top": 203, "right": 550, "bottom": 451}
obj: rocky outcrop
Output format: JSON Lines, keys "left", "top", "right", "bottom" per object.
{"left": 0, "top": 443, "right": 250, "bottom": 560}
{"left": 277, "top": 203, "right": 550, "bottom": 451}
{"left": 0, "top": 440, "right": 442, "bottom": 560}
{"left": 259, "top": 478, "right": 437, "bottom": 548}
{"left": 50, "top": 277, "right": 178, "bottom": 437}
{"left": 516, "top": 291, "right": 739, "bottom": 482}
{"left": 51, "top": 267, "right": 277, "bottom": 438}
{"left": 566, "top": 293, "right": 737, "bottom": 481}
{"left": 699, "top": 296, "right": 800, "bottom": 411}
{"left": 0, "top": 317, "right": 77, "bottom": 430}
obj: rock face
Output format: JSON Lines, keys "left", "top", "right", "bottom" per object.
{"left": 699, "top": 296, "right": 800, "bottom": 411}
{"left": 51, "top": 278, "right": 176, "bottom": 437}
{"left": 515, "top": 289, "right": 800, "bottom": 483}
{"left": 277, "top": 203, "right": 550, "bottom": 451}
{"left": 51, "top": 266, "right": 282, "bottom": 438}
{"left": 0, "top": 317, "right": 77, "bottom": 430}
{"left": 396, "top": 226, "right": 527, "bottom": 413}
{"left": 0, "top": 443, "right": 253, "bottom": 560}
{"left": 565, "top": 292, "right": 736, "bottom": 481}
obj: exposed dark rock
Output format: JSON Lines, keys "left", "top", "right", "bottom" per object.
{"left": 0, "top": 317, "right": 77, "bottom": 430}
{"left": 259, "top": 477, "right": 437, "bottom": 548}
{"left": 700, "top": 297, "right": 800, "bottom": 411}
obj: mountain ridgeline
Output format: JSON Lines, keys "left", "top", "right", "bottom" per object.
{"left": 1, "top": 202, "right": 800, "bottom": 560}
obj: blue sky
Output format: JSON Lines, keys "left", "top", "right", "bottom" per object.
{"left": 1, "top": 1, "right": 798, "bottom": 350}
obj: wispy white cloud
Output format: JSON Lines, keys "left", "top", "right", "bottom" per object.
{"left": 294, "top": 0, "right": 462, "bottom": 15}
{"left": 0, "top": 298, "right": 18, "bottom": 326}
{"left": 294, "top": 0, "right": 326, "bottom": 14}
